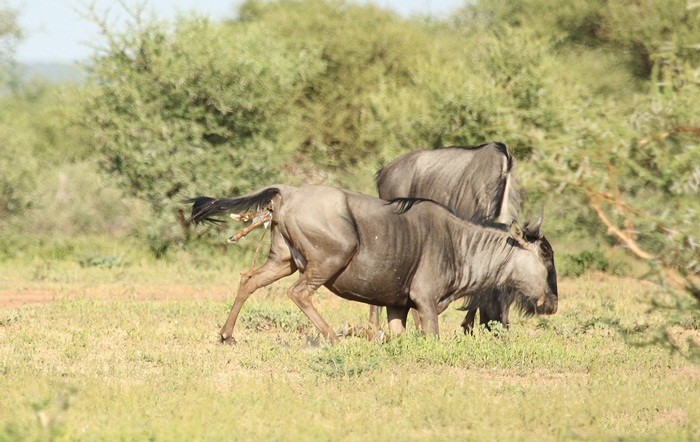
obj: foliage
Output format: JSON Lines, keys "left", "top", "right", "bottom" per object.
{"left": 531, "top": 61, "right": 700, "bottom": 279}
{"left": 410, "top": 25, "right": 562, "bottom": 160}
{"left": 0, "top": 83, "right": 91, "bottom": 223}
{"left": 78, "top": 255, "right": 124, "bottom": 269}
{"left": 460, "top": 0, "right": 700, "bottom": 279}
{"left": 241, "top": 0, "right": 422, "bottom": 169}
{"left": 463, "top": 0, "right": 700, "bottom": 78}
{"left": 0, "top": 1, "right": 21, "bottom": 87}
{"left": 82, "top": 1, "right": 567, "bottom": 222}
{"left": 82, "top": 8, "right": 317, "bottom": 226}
{"left": 1, "top": 0, "right": 698, "bottom": 281}
{"left": 235, "top": 1, "right": 565, "bottom": 169}
{"left": 560, "top": 250, "right": 610, "bottom": 277}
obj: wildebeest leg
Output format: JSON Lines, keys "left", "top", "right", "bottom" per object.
{"left": 412, "top": 297, "right": 439, "bottom": 336}
{"left": 481, "top": 293, "right": 511, "bottom": 331}
{"left": 499, "top": 300, "right": 511, "bottom": 329}
{"left": 461, "top": 309, "right": 477, "bottom": 334}
{"left": 368, "top": 305, "right": 381, "bottom": 327}
{"left": 386, "top": 306, "right": 409, "bottom": 335}
{"left": 287, "top": 276, "right": 339, "bottom": 344}
{"left": 219, "top": 257, "right": 296, "bottom": 344}
{"left": 480, "top": 309, "right": 495, "bottom": 330}
{"left": 410, "top": 309, "right": 421, "bottom": 330}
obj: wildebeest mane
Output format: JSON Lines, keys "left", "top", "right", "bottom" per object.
{"left": 187, "top": 187, "right": 280, "bottom": 225}
{"left": 458, "top": 141, "right": 513, "bottom": 171}
{"left": 386, "top": 197, "right": 454, "bottom": 215}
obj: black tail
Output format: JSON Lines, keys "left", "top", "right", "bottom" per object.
{"left": 187, "top": 187, "right": 280, "bottom": 225}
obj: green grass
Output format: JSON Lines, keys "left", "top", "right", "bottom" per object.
{"left": 1, "top": 257, "right": 698, "bottom": 440}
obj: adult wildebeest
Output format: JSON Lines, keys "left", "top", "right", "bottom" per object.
{"left": 189, "top": 184, "right": 558, "bottom": 344}
{"left": 372, "top": 142, "right": 527, "bottom": 332}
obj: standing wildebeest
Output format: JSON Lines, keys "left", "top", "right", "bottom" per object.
{"left": 189, "top": 184, "right": 558, "bottom": 344}
{"left": 372, "top": 142, "right": 527, "bottom": 332}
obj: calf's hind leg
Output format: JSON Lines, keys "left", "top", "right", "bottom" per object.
{"left": 461, "top": 309, "right": 477, "bottom": 335}
{"left": 219, "top": 230, "right": 297, "bottom": 344}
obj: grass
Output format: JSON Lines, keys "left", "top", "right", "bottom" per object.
{"left": 1, "top": 253, "right": 699, "bottom": 440}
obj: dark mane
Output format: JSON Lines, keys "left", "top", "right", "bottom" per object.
{"left": 446, "top": 141, "right": 513, "bottom": 172}
{"left": 386, "top": 197, "right": 455, "bottom": 216}
{"left": 476, "top": 220, "right": 510, "bottom": 231}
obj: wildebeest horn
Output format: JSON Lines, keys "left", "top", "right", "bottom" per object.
{"left": 531, "top": 208, "right": 544, "bottom": 236}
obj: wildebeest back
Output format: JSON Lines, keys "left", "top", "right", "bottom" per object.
{"left": 376, "top": 142, "right": 519, "bottom": 224}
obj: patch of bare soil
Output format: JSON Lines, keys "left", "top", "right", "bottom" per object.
{"left": 0, "top": 283, "right": 233, "bottom": 307}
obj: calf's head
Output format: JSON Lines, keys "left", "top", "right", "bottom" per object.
{"left": 506, "top": 218, "right": 558, "bottom": 316}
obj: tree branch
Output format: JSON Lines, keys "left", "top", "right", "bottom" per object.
{"left": 588, "top": 193, "right": 686, "bottom": 286}
{"left": 589, "top": 195, "right": 654, "bottom": 260}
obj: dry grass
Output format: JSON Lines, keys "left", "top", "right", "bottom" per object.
{"left": 1, "top": 258, "right": 699, "bottom": 440}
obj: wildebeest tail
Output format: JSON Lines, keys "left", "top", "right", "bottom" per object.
{"left": 187, "top": 187, "right": 280, "bottom": 225}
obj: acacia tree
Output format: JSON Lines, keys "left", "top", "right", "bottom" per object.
{"left": 488, "top": 1, "right": 700, "bottom": 285}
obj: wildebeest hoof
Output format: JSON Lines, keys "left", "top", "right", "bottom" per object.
{"left": 336, "top": 323, "right": 352, "bottom": 337}
{"left": 220, "top": 334, "right": 237, "bottom": 345}
{"left": 373, "top": 329, "right": 386, "bottom": 343}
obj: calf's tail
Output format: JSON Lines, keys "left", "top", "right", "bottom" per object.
{"left": 187, "top": 187, "right": 280, "bottom": 225}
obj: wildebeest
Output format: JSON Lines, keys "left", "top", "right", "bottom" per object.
{"left": 372, "top": 142, "right": 528, "bottom": 332}
{"left": 189, "top": 184, "right": 558, "bottom": 344}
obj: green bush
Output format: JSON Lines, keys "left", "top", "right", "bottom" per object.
{"left": 83, "top": 13, "right": 317, "bottom": 224}
{"left": 1, "top": 0, "right": 697, "bottom": 274}
{"left": 561, "top": 250, "right": 610, "bottom": 278}
{"left": 0, "top": 83, "right": 92, "bottom": 226}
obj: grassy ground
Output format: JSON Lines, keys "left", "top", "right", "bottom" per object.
{"left": 1, "top": 252, "right": 699, "bottom": 440}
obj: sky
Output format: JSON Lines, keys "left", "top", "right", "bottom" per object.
{"left": 11, "top": 0, "right": 465, "bottom": 64}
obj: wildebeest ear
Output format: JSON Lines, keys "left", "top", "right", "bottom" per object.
{"left": 509, "top": 221, "right": 530, "bottom": 248}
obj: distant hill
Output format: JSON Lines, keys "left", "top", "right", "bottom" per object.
{"left": 17, "top": 62, "right": 87, "bottom": 83}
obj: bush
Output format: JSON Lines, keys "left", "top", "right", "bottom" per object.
{"left": 83, "top": 11, "right": 319, "bottom": 229}
{"left": 561, "top": 250, "right": 609, "bottom": 278}
{"left": 0, "top": 83, "right": 92, "bottom": 226}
